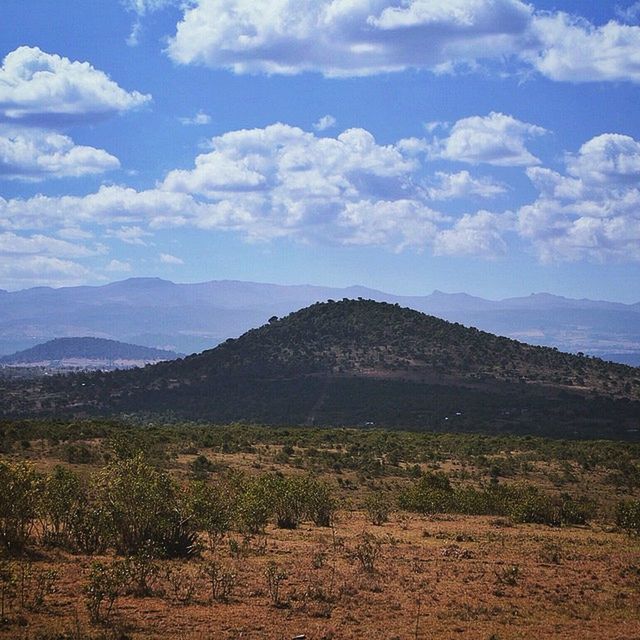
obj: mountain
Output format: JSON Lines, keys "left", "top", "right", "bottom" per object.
{"left": 0, "top": 337, "right": 180, "bottom": 370}
{"left": 0, "top": 278, "right": 638, "bottom": 365}
{"left": 2, "top": 300, "right": 639, "bottom": 440}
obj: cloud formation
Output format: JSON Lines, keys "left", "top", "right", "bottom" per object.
{"left": 0, "top": 128, "right": 120, "bottom": 180}
{"left": 0, "top": 47, "right": 151, "bottom": 125}
{"left": 165, "top": 0, "right": 640, "bottom": 83}
{"left": 519, "top": 133, "right": 640, "bottom": 261}
{"left": 429, "top": 112, "right": 546, "bottom": 167}
{"left": 179, "top": 111, "right": 212, "bottom": 126}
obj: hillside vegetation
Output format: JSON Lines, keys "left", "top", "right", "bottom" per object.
{"left": 1, "top": 300, "right": 639, "bottom": 439}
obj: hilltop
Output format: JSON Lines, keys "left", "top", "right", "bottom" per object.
{"left": 0, "top": 337, "right": 180, "bottom": 370}
{"left": 0, "top": 278, "right": 638, "bottom": 365}
{"left": 1, "top": 300, "right": 639, "bottom": 438}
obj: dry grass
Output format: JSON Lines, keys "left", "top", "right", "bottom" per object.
{"left": 1, "top": 512, "right": 638, "bottom": 640}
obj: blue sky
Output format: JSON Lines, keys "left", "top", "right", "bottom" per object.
{"left": 1, "top": 0, "right": 640, "bottom": 301}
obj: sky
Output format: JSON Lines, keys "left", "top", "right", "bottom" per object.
{"left": 1, "top": 0, "right": 640, "bottom": 302}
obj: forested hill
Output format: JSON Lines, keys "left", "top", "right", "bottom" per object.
{"left": 152, "top": 299, "right": 639, "bottom": 396}
{"left": 0, "top": 337, "right": 178, "bottom": 365}
{"left": 1, "top": 300, "right": 639, "bottom": 439}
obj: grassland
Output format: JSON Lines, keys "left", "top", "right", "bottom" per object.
{"left": 0, "top": 420, "right": 638, "bottom": 640}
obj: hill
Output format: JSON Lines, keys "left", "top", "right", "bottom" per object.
{"left": 0, "top": 278, "right": 638, "bottom": 365}
{"left": 0, "top": 337, "right": 179, "bottom": 370}
{"left": 1, "top": 300, "right": 639, "bottom": 439}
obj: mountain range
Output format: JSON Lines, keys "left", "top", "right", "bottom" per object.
{"left": 2, "top": 300, "right": 639, "bottom": 440}
{"left": 0, "top": 278, "right": 639, "bottom": 365}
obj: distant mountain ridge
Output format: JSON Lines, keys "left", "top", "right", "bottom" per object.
{"left": 0, "top": 277, "right": 638, "bottom": 365}
{"left": 2, "top": 300, "right": 638, "bottom": 440}
{"left": 0, "top": 337, "right": 179, "bottom": 370}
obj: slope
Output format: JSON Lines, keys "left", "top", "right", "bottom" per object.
{"left": 1, "top": 300, "right": 639, "bottom": 439}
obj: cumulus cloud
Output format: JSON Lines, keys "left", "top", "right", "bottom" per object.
{"left": 429, "top": 112, "right": 546, "bottom": 167}
{"left": 179, "top": 110, "right": 212, "bottom": 126}
{"left": 0, "top": 47, "right": 151, "bottom": 125}
{"left": 166, "top": 0, "right": 533, "bottom": 76}
{"left": 159, "top": 252, "right": 184, "bottom": 264}
{"left": 313, "top": 115, "right": 337, "bottom": 132}
{"left": 426, "top": 170, "right": 507, "bottom": 200}
{"left": 164, "top": 0, "right": 640, "bottom": 83}
{"left": 434, "top": 210, "right": 515, "bottom": 257}
{"left": 519, "top": 133, "right": 640, "bottom": 261}
{"left": 0, "top": 127, "right": 119, "bottom": 180}
{"left": 0, "top": 123, "right": 520, "bottom": 261}
{"left": 528, "top": 13, "right": 640, "bottom": 83}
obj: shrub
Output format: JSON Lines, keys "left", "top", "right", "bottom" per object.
{"left": 41, "top": 466, "right": 84, "bottom": 546}
{"left": 305, "top": 478, "right": 336, "bottom": 527}
{"left": 67, "top": 503, "right": 111, "bottom": 555}
{"left": 0, "top": 461, "right": 43, "bottom": 553}
{"left": 617, "top": 500, "right": 640, "bottom": 536}
{"left": 84, "top": 561, "right": 128, "bottom": 623}
{"left": 94, "top": 455, "right": 195, "bottom": 557}
{"left": 353, "top": 533, "right": 382, "bottom": 573}
{"left": 186, "top": 480, "right": 234, "bottom": 548}
{"left": 201, "top": 560, "right": 236, "bottom": 603}
{"left": 398, "top": 473, "right": 453, "bottom": 514}
{"left": 264, "top": 561, "right": 287, "bottom": 607}
{"left": 235, "top": 477, "right": 272, "bottom": 534}
{"left": 365, "top": 493, "right": 392, "bottom": 525}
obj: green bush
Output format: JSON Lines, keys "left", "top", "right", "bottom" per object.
{"left": 0, "top": 461, "right": 43, "bottom": 553}
{"left": 41, "top": 466, "right": 84, "bottom": 546}
{"left": 94, "top": 455, "right": 196, "bottom": 557}
{"left": 305, "top": 478, "right": 336, "bottom": 527}
{"left": 186, "top": 479, "right": 234, "bottom": 548}
{"left": 617, "top": 500, "right": 640, "bottom": 536}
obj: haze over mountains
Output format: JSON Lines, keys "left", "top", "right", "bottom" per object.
{"left": 0, "top": 278, "right": 639, "bottom": 366}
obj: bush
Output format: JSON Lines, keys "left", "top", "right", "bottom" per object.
{"left": 305, "top": 478, "right": 336, "bottom": 527}
{"left": 84, "top": 560, "right": 128, "bottom": 623}
{"left": 186, "top": 480, "right": 234, "bottom": 548}
{"left": 94, "top": 455, "right": 196, "bottom": 557}
{"left": 365, "top": 493, "right": 392, "bottom": 525}
{"left": 398, "top": 473, "right": 453, "bottom": 514}
{"left": 0, "top": 461, "right": 42, "bottom": 553}
{"left": 617, "top": 500, "right": 640, "bottom": 536}
{"left": 41, "top": 466, "right": 83, "bottom": 546}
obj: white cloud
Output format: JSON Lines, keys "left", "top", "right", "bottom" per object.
{"left": 108, "top": 225, "right": 152, "bottom": 245}
{"left": 429, "top": 112, "right": 546, "bottom": 167}
{"left": 0, "top": 122, "right": 531, "bottom": 260}
{"left": 434, "top": 210, "right": 514, "bottom": 257}
{"left": 164, "top": 1, "right": 640, "bottom": 84}
{"left": 166, "top": 0, "right": 534, "bottom": 76}
{"left": 105, "top": 259, "right": 133, "bottom": 272}
{"left": 518, "top": 133, "right": 640, "bottom": 262}
{"left": 0, "top": 232, "right": 100, "bottom": 258}
{"left": 159, "top": 252, "right": 184, "bottom": 264}
{"left": 179, "top": 110, "right": 212, "bottom": 126}
{"left": 617, "top": 2, "right": 640, "bottom": 24}
{"left": 0, "top": 127, "right": 119, "bottom": 180}
{"left": 0, "top": 47, "right": 151, "bottom": 125}
{"left": 528, "top": 13, "right": 640, "bottom": 83}
{"left": 0, "top": 255, "right": 93, "bottom": 289}
{"left": 426, "top": 170, "right": 507, "bottom": 200}
{"left": 313, "top": 115, "right": 337, "bottom": 132}
{"left": 122, "top": 0, "right": 176, "bottom": 15}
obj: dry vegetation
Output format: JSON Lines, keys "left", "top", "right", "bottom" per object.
{"left": 0, "top": 420, "right": 638, "bottom": 640}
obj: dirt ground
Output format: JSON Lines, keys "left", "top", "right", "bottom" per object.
{"left": 2, "top": 512, "right": 639, "bottom": 640}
